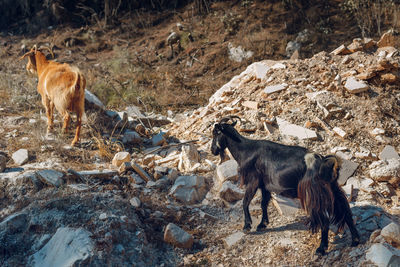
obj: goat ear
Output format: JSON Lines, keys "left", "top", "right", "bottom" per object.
{"left": 231, "top": 120, "right": 237, "bottom": 127}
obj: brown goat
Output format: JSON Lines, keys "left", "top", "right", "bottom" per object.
{"left": 20, "top": 45, "right": 86, "bottom": 146}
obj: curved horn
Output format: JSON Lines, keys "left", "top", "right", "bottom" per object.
{"left": 38, "top": 45, "right": 54, "bottom": 59}
{"left": 19, "top": 45, "right": 37, "bottom": 60}
{"left": 219, "top": 115, "right": 241, "bottom": 125}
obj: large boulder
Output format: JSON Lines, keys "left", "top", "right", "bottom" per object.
{"left": 169, "top": 175, "right": 207, "bottom": 204}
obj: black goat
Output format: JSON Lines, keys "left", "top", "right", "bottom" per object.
{"left": 211, "top": 117, "right": 359, "bottom": 255}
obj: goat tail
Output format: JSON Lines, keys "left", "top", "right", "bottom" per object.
{"left": 71, "top": 67, "right": 86, "bottom": 96}
{"left": 298, "top": 153, "right": 335, "bottom": 233}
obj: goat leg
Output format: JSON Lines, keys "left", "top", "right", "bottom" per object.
{"left": 256, "top": 186, "right": 271, "bottom": 232}
{"left": 242, "top": 181, "right": 258, "bottom": 232}
{"left": 316, "top": 223, "right": 329, "bottom": 255}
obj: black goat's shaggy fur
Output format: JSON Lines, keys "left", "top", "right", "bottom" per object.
{"left": 211, "top": 118, "right": 359, "bottom": 255}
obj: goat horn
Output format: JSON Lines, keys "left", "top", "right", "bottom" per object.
{"left": 44, "top": 46, "right": 54, "bottom": 59}
{"left": 33, "top": 44, "right": 37, "bottom": 53}
{"left": 219, "top": 115, "right": 241, "bottom": 125}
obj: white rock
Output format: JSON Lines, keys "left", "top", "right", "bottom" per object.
{"left": 365, "top": 243, "right": 400, "bottom": 267}
{"left": 253, "top": 62, "right": 270, "bottom": 79}
{"left": 169, "top": 175, "right": 207, "bottom": 204}
{"left": 12, "top": 149, "right": 29, "bottom": 166}
{"left": 219, "top": 181, "right": 244, "bottom": 203}
{"left": 30, "top": 227, "right": 93, "bottom": 267}
{"left": 344, "top": 77, "right": 369, "bottom": 93}
{"left": 381, "top": 222, "right": 400, "bottom": 245}
{"left": 276, "top": 117, "right": 317, "bottom": 140}
{"left": 112, "top": 152, "right": 131, "bottom": 167}
{"left": 224, "top": 231, "right": 245, "bottom": 248}
{"left": 216, "top": 159, "right": 239, "bottom": 188}
{"left": 99, "top": 213, "right": 107, "bottom": 220}
{"left": 369, "top": 159, "right": 400, "bottom": 182}
{"left": 178, "top": 144, "right": 199, "bottom": 172}
{"left": 379, "top": 145, "right": 400, "bottom": 160}
{"left": 129, "top": 197, "right": 141, "bottom": 208}
{"left": 85, "top": 89, "right": 105, "bottom": 110}
{"left": 264, "top": 83, "right": 288, "bottom": 95}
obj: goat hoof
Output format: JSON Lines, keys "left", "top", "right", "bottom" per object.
{"left": 243, "top": 225, "right": 251, "bottom": 233}
{"left": 256, "top": 224, "right": 267, "bottom": 232}
{"left": 315, "top": 247, "right": 326, "bottom": 256}
{"left": 351, "top": 238, "right": 360, "bottom": 247}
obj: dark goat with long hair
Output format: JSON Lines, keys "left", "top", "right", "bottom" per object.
{"left": 211, "top": 116, "right": 359, "bottom": 255}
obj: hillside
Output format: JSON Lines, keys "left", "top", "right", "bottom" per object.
{"left": 1, "top": 1, "right": 400, "bottom": 266}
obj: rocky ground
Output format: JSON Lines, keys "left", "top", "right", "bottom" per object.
{"left": 1, "top": 28, "right": 400, "bottom": 266}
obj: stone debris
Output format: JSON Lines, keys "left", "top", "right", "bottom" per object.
{"left": 272, "top": 195, "right": 301, "bottom": 216}
{"left": 381, "top": 222, "right": 400, "bottom": 246}
{"left": 263, "top": 83, "right": 288, "bottom": 95}
{"left": 12, "top": 149, "right": 29, "bottom": 166}
{"left": 130, "top": 197, "right": 141, "bottom": 208}
{"left": 223, "top": 231, "right": 245, "bottom": 248}
{"left": 152, "top": 132, "right": 167, "bottom": 146}
{"left": 242, "top": 100, "right": 259, "bottom": 110}
{"left": 178, "top": 144, "right": 200, "bottom": 172}
{"left": 365, "top": 243, "right": 400, "bottom": 267}
{"left": 216, "top": 159, "right": 239, "bottom": 188}
{"left": 219, "top": 181, "right": 244, "bottom": 203}
{"left": 379, "top": 145, "right": 400, "bottom": 160}
{"left": 112, "top": 152, "right": 131, "bottom": 168}
{"left": 131, "top": 161, "right": 152, "bottom": 182}
{"left": 122, "top": 130, "right": 142, "bottom": 144}
{"left": 29, "top": 227, "right": 94, "bottom": 267}
{"left": 344, "top": 77, "right": 369, "bottom": 94}
{"left": 36, "top": 169, "right": 64, "bottom": 187}
{"left": 369, "top": 159, "right": 400, "bottom": 184}
{"left": 276, "top": 117, "right": 317, "bottom": 140}
{"left": 164, "top": 223, "right": 193, "bottom": 249}
{"left": 337, "top": 159, "right": 359, "bottom": 186}
{"left": 169, "top": 175, "right": 207, "bottom": 204}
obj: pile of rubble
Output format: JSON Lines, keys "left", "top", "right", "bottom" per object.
{"left": 1, "top": 30, "right": 400, "bottom": 266}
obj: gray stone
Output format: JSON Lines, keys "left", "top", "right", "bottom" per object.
{"left": 30, "top": 227, "right": 94, "bottom": 267}
{"left": 36, "top": 169, "right": 64, "bottom": 187}
{"left": 0, "top": 212, "right": 29, "bottom": 233}
{"left": 224, "top": 231, "right": 245, "bottom": 248}
{"left": 122, "top": 131, "right": 142, "bottom": 144}
{"left": 379, "top": 145, "right": 400, "bottom": 160}
{"left": 369, "top": 159, "right": 400, "bottom": 182}
{"left": 130, "top": 173, "right": 145, "bottom": 185}
{"left": 216, "top": 159, "right": 239, "bottom": 187}
{"left": 169, "top": 175, "right": 207, "bottom": 204}
{"left": 219, "top": 181, "right": 244, "bottom": 203}
{"left": 337, "top": 159, "right": 359, "bottom": 186}
{"left": 381, "top": 222, "right": 400, "bottom": 245}
{"left": 151, "top": 132, "right": 167, "bottom": 146}
{"left": 286, "top": 40, "right": 301, "bottom": 57}
{"left": 276, "top": 117, "right": 317, "bottom": 140}
{"left": 0, "top": 154, "right": 6, "bottom": 172}
{"left": 264, "top": 83, "right": 288, "bottom": 95}
{"left": 130, "top": 197, "right": 141, "bottom": 208}
{"left": 344, "top": 77, "right": 369, "bottom": 93}
{"left": 272, "top": 195, "right": 301, "bottom": 216}
{"left": 12, "top": 149, "right": 29, "bottom": 166}
{"left": 85, "top": 89, "right": 105, "bottom": 110}
{"left": 67, "top": 184, "right": 90, "bottom": 191}
{"left": 365, "top": 243, "right": 400, "bottom": 267}
{"left": 164, "top": 223, "right": 193, "bottom": 249}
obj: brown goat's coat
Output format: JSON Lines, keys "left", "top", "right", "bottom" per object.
{"left": 21, "top": 47, "right": 86, "bottom": 146}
